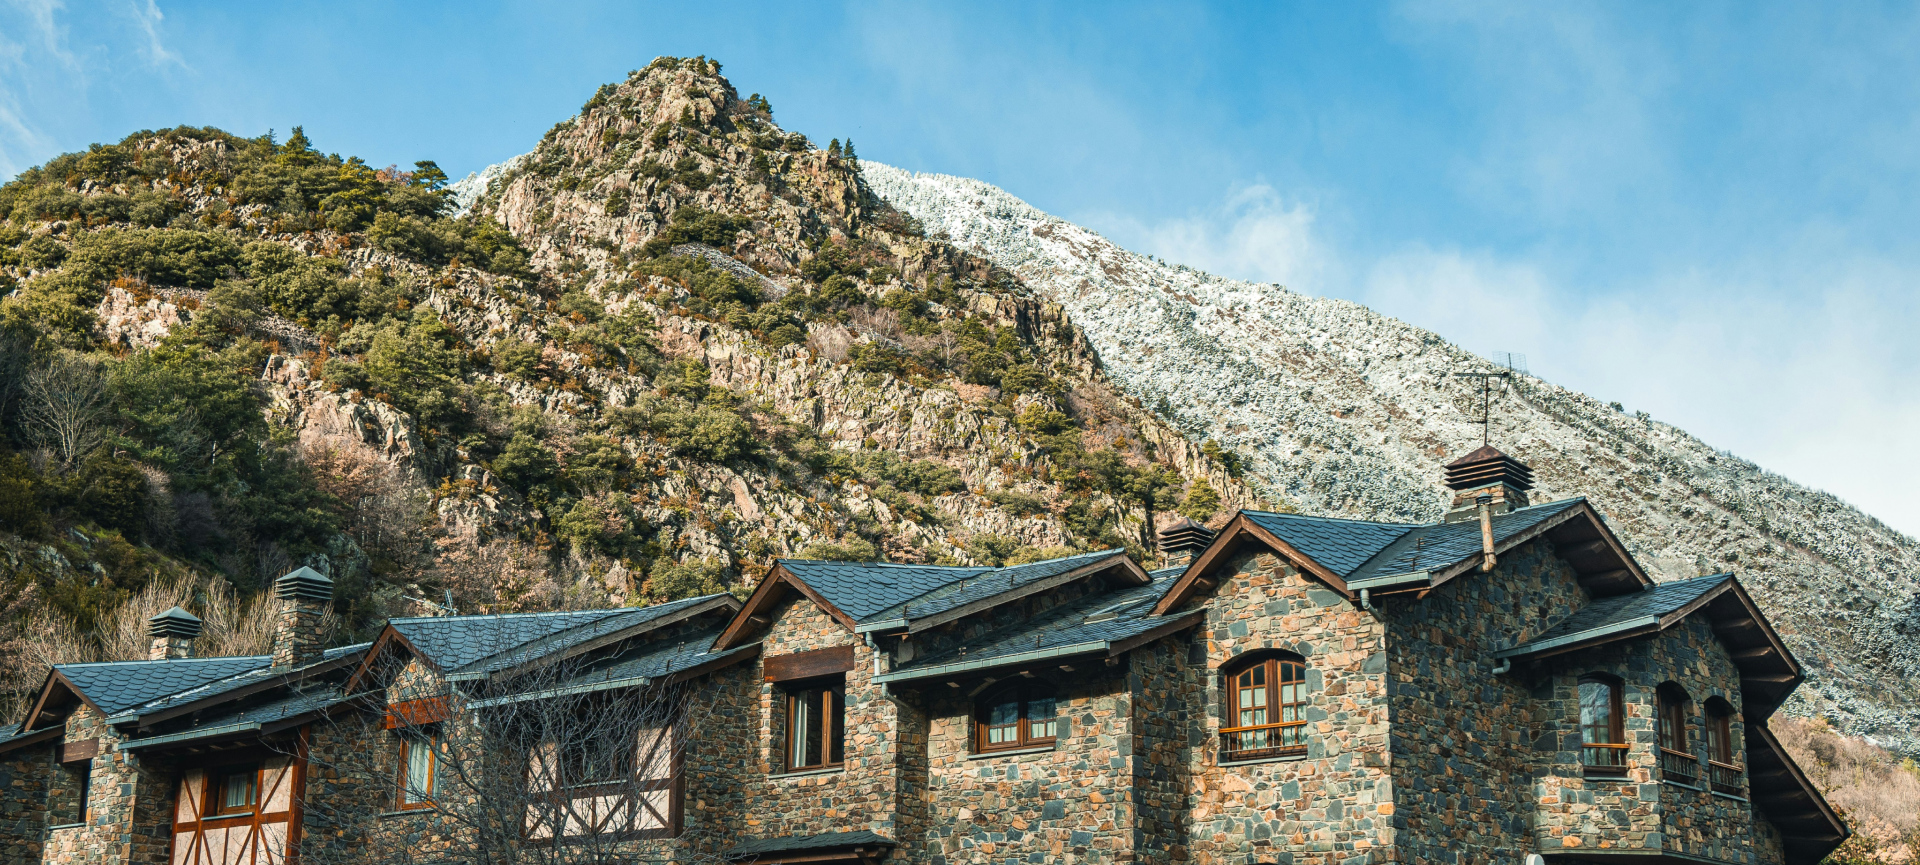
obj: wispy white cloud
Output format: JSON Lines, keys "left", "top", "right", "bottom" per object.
{"left": 1081, "top": 183, "right": 1332, "bottom": 292}
{"left": 126, "top": 0, "right": 182, "bottom": 69}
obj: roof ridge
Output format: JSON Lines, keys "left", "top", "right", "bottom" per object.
{"left": 1242, "top": 509, "right": 1415, "bottom": 527}
{"left": 56, "top": 655, "right": 269, "bottom": 669}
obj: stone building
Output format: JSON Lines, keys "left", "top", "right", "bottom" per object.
{"left": 0, "top": 446, "right": 1847, "bottom": 864}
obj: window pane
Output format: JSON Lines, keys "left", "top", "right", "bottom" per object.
{"left": 791, "top": 690, "right": 818, "bottom": 768}
{"left": 223, "top": 770, "right": 254, "bottom": 810}
{"left": 1027, "top": 697, "right": 1056, "bottom": 740}
{"left": 828, "top": 687, "right": 845, "bottom": 765}
{"left": 1579, "top": 681, "right": 1615, "bottom": 744}
{"left": 404, "top": 739, "right": 432, "bottom": 803}
{"left": 986, "top": 699, "right": 1020, "bottom": 744}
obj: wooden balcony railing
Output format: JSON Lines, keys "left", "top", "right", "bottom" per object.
{"left": 1220, "top": 720, "right": 1307, "bottom": 762}
{"left": 1659, "top": 748, "right": 1700, "bottom": 786}
{"left": 1582, "top": 742, "right": 1629, "bottom": 774}
{"left": 1708, "top": 760, "right": 1744, "bottom": 796}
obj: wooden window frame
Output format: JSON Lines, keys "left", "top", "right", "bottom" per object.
{"left": 781, "top": 677, "right": 845, "bottom": 774}
{"left": 395, "top": 729, "right": 438, "bottom": 811}
{"left": 1579, "top": 675, "right": 1627, "bottom": 776}
{"left": 1656, "top": 683, "right": 1699, "bottom": 786}
{"left": 1219, "top": 654, "right": 1309, "bottom": 762}
{"left": 1706, "top": 700, "right": 1743, "bottom": 796}
{"left": 211, "top": 763, "right": 260, "bottom": 816}
{"left": 972, "top": 683, "right": 1060, "bottom": 753}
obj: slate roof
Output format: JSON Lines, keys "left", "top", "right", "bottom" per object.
{"left": 864, "top": 549, "right": 1126, "bottom": 625}
{"left": 54, "top": 655, "right": 274, "bottom": 716}
{"left": 442, "top": 594, "right": 727, "bottom": 679}
{"left": 726, "top": 830, "right": 895, "bottom": 857}
{"left": 1499, "top": 573, "right": 1734, "bottom": 657}
{"left": 1345, "top": 499, "right": 1586, "bottom": 583}
{"left": 1241, "top": 511, "right": 1415, "bottom": 576}
{"left": 119, "top": 687, "right": 351, "bottom": 750}
{"left": 107, "top": 643, "right": 370, "bottom": 722}
{"left": 1243, "top": 498, "right": 1585, "bottom": 583}
{"left": 390, "top": 607, "right": 667, "bottom": 672}
{"left": 472, "top": 626, "right": 756, "bottom": 706}
{"left": 778, "top": 559, "right": 989, "bottom": 621}
{"left": 879, "top": 572, "right": 1187, "bottom": 681}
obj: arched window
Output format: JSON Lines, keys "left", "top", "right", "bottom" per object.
{"left": 1705, "top": 697, "right": 1742, "bottom": 795}
{"left": 1656, "top": 682, "right": 1698, "bottom": 785}
{"left": 1578, "top": 674, "right": 1626, "bottom": 775}
{"left": 1221, "top": 653, "right": 1309, "bottom": 762}
{"left": 974, "top": 683, "right": 1058, "bottom": 752}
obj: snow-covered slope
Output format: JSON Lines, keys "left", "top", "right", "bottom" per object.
{"left": 864, "top": 161, "right": 1920, "bottom": 748}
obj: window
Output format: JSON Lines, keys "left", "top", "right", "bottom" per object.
{"left": 1657, "top": 683, "right": 1698, "bottom": 786}
{"left": 51, "top": 760, "right": 90, "bottom": 825}
{"left": 397, "top": 731, "right": 438, "bottom": 809}
{"left": 1221, "top": 654, "right": 1309, "bottom": 762}
{"left": 214, "top": 765, "right": 258, "bottom": 815}
{"left": 1706, "top": 698, "right": 1742, "bottom": 796}
{"left": 1578, "top": 675, "right": 1626, "bottom": 775}
{"left": 562, "top": 736, "right": 635, "bottom": 788}
{"left": 974, "top": 684, "right": 1059, "bottom": 752}
{"left": 783, "top": 679, "right": 845, "bottom": 772}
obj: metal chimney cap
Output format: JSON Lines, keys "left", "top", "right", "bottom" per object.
{"left": 147, "top": 606, "right": 204, "bottom": 638}
{"left": 274, "top": 565, "right": 334, "bottom": 602}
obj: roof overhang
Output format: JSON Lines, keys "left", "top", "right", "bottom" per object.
{"left": 465, "top": 643, "right": 761, "bottom": 708}
{"left": 889, "top": 552, "right": 1147, "bottom": 636}
{"left": 120, "top": 648, "right": 368, "bottom": 731}
{"left": 1151, "top": 513, "right": 1353, "bottom": 615}
{"left": 446, "top": 595, "right": 742, "bottom": 683}
{"left": 1747, "top": 721, "right": 1850, "bottom": 864}
{"left": 15, "top": 669, "right": 99, "bottom": 737}
{"left": 0, "top": 723, "right": 64, "bottom": 755}
{"left": 1494, "top": 575, "right": 1802, "bottom": 715}
{"left": 873, "top": 610, "right": 1205, "bottom": 685}
{"left": 1425, "top": 499, "right": 1650, "bottom": 597}
{"left": 1152, "top": 500, "right": 1651, "bottom": 616}
{"left": 714, "top": 564, "right": 857, "bottom": 651}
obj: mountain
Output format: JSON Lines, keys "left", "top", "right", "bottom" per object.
{"left": 0, "top": 58, "right": 1254, "bottom": 710}
{"left": 862, "top": 162, "right": 1920, "bottom": 750}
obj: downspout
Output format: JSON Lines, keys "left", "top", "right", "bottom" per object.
{"left": 1477, "top": 494, "right": 1497, "bottom": 572}
{"left": 865, "top": 633, "right": 888, "bottom": 699}
{"left": 1359, "top": 588, "right": 1378, "bottom": 616}
{"left": 1492, "top": 658, "right": 1511, "bottom": 676}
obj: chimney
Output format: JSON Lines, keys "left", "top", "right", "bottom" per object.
{"left": 147, "top": 606, "right": 203, "bottom": 660}
{"left": 1157, "top": 518, "right": 1218, "bottom": 569}
{"left": 271, "top": 566, "right": 332, "bottom": 669}
{"left": 1441, "top": 445, "right": 1534, "bottom": 523}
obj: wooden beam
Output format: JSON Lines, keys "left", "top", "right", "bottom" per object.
{"left": 1730, "top": 646, "right": 1775, "bottom": 661}
{"left": 1560, "top": 539, "right": 1612, "bottom": 558}
{"left": 1579, "top": 568, "right": 1635, "bottom": 585}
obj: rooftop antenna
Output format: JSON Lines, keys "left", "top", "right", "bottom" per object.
{"left": 1452, "top": 352, "right": 1524, "bottom": 446}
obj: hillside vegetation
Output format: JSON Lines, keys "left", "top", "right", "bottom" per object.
{"left": 0, "top": 57, "right": 1252, "bottom": 714}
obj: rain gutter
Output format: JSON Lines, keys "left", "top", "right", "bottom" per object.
{"left": 1493, "top": 616, "right": 1661, "bottom": 660}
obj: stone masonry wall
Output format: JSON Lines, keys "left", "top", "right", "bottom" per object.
{"left": 0, "top": 741, "right": 50, "bottom": 865}
{"left": 916, "top": 664, "right": 1137, "bottom": 865}
{"left": 1383, "top": 537, "right": 1590, "bottom": 865}
{"left": 1175, "top": 548, "right": 1395, "bottom": 865}
{"left": 740, "top": 594, "right": 902, "bottom": 854}
{"left": 42, "top": 707, "right": 172, "bottom": 865}
{"left": 1130, "top": 637, "right": 1192, "bottom": 865}
{"left": 1530, "top": 612, "right": 1781, "bottom": 864}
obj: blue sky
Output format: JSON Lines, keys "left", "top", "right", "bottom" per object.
{"left": 4, "top": 1, "right": 1918, "bottom": 536}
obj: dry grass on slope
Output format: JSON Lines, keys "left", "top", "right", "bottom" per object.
{"left": 1773, "top": 716, "right": 1920, "bottom": 864}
